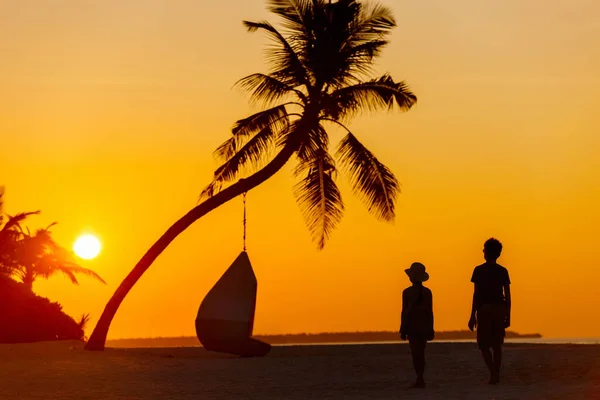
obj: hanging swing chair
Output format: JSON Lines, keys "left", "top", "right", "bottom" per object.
{"left": 195, "top": 193, "right": 271, "bottom": 357}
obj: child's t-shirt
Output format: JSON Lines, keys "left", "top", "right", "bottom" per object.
{"left": 400, "top": 286, "right": 434, "bottom": 337}
{"left": 471, "top": 262, "right": 510, "bottom": 308}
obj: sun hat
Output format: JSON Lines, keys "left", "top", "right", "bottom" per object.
{"left": 405, "top": 262, "right": 430, "bottom": 282}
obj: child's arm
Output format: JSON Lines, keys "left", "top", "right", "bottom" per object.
{"left": 504, "top": 284, "right": 511, "bottom": 328}
{"left": 429, "top": 291, "right": 435, "bottom": 340}
{"left": 468, "top": 268, "right": 478, "bottom": 331}
{"left": 400, "top": 290, "right": 409, "bottom": 337}
{"left": 468, "top": 284, "right": 478, "bottom": 331}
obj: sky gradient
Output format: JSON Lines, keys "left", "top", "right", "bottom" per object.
{"left": 1, "top": 0, "right": 599, "bottom": 339}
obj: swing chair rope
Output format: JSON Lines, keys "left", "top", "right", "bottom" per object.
{"left": 242, "top": 192, "right": 247, "bottom": 252}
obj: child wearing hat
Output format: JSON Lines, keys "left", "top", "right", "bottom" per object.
{"left": 400, "top": 262, "right": 435, "bottom": 388}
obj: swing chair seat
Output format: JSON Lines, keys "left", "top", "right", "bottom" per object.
{"left": 195, "top": 251, "right": 271, "bottom": 357}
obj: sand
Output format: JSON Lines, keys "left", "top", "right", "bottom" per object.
{"left": 0, "top": 341, "right": 598, "bottom": 399}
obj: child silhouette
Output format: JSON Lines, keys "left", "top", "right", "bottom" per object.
{"left": 400, "top": 262, "right": 434, "bottom": 388}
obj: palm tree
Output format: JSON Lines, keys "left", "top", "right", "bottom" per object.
{"left": 0, "top": 187, "right": 39, "bottom": 277}
{"left": 11, "top": 224, "right": 106, "bottom": 291}
{"left": 85, "top": 0, "right": 417, "bottom": 351}
{"left": 0, "top": 187, "right": 7, "bottom": 274}
{"left": 0, "top": 189, "right": 105, "bottom": 290}
{"left": 0, "top": 188, "right": 9, "bottom": 276}
{"left": 0, "top": 212, "right": 32, "bottom": 276}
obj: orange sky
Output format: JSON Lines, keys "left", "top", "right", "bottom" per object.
{"left": 1, "top": 0, "right": 599, "bottom": 339}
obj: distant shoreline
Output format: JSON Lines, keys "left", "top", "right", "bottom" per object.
{"left": 106, "top": 330, "right": 542, "bottom": 348}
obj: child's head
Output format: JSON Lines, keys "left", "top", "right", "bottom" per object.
{"left": 483, "top": 238, "right": 503, "bottom": 261}
{"left": 405, "top": 262, "right": 429, "bottom": 284}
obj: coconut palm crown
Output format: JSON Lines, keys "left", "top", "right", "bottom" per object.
{"left": 201, "top": 0, "right": 416, "bottom": 248}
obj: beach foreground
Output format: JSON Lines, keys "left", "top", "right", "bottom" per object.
{"left": 0, "top": 341, "right": 598, "bottom": 399}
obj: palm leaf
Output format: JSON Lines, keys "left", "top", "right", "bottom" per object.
{"left": 11, "top": 226, "right": 106, "bottom": 287}
{"left": 54, "top": 263, "right": 107, "bottom": 285}
{"left": 344, "top": 39, "right": 389, "bottom": 65}
{"left": 294, "top": 150, "right": 344, "bottom": 249}
{"left": 78, "top": 313, "right": 91, "bottom": 331}
{"left": 35, "top": 242, "right": 106, "bottom": 285}
{"left": 324, "top": 74, "right": 416, "bottom": 119}
{"left": 291, "top": 0, "right": 395, "bottom": 88}
{"left": 214, "top": 125, "right": 277, "bottom": 182}
{"left": 350, "top": 1, "right": 396, "bottom": 42}
{"left": 1, "top": 211, "right": 40, "bottom": 233}
{"left": 242, "top": 19, "right": 311, "bottom": 87}
{"left": 295, "top": 123, "right": 329, "bottom": 164}
{"left": 200, "top": 125, "right": 284, "bottom": 200}
{"left": 235, "top": 73, "right": 304, "bottom": 106}
{"left": 30, "top": 225, "right": 58, "bottom": 247}
{"left": 336, "top": 133, "right": 399, "bottom": 221}
{"left": 198, "top": 180, "right": 224, "bottom": 201}
{"left": 265, "top": 0, "right": 312, "bottom": 34}
{"left": 214, "top": 105, "right": 291, "bottom": 161}
{"left": 338, "top": 39, "right": 391, "bottom": 84}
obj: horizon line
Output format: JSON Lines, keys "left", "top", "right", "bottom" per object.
{"left": 106, "top": 329, "right": 543, "bottom": 341}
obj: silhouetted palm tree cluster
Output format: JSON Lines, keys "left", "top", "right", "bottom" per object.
{"left": 0, "top": 187, "right": 106, "bottom": 291}
{"left": 86, "top": 0, "right": 417, "bottom": 351}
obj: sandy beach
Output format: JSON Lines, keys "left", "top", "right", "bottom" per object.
{"left": 0, "top": 341, "right": 598, "bottom": 399}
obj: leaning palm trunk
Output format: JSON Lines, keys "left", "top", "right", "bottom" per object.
{"left": 84, "top": 141, "right": 299, "bottom": 350}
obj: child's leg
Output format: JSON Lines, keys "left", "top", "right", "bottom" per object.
{"left": 480, "top": 347, "right": 494, "bottom": 373}
{"left": 491, "top": 344, "right": 502, "bottom": 382}
{"left": 409, "top": 337, "right": 426, "bottom": 385}
{"left": 489, "top": 303, "right": 505, "bottom": 383}
{"left": 477, "top": 305, "right": 495, "bottom": 378}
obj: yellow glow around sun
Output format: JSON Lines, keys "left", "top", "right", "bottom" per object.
{"left": 73, "top": 234, "right": 101, "bottom": 260}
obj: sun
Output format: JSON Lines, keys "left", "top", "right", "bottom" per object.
{"left": 73, "top": 234, "right": 102, "bottom": 260}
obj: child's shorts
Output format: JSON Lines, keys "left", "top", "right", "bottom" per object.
{"left": 476, "top": 303, "right": 506, "bottom": 349}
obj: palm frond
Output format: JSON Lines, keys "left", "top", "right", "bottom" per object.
{"left": 200, "top": 124, "right": 283, "bottom": 200}
{"left": 55, "top": 264, "right": 79, "bottom": 285}
{"left": 288, "top": 0, "right": 395, "bottom": 88}
{"left": 199, "top": 181, "right": 222, "bottom": 201}
{"left": 35, "top": 243, "right": 106, "bottom": 285}
{"left": 78, "top": 313, "right": 91, "bottom": 331}
{"left": 350, "top": 1, "right": 396, "bottom": 43}
{"left": 1, "top": 211, "right": 39, "bottom": 233}
{"left": 235, "top": 73, "right": 305, "bottom": 106}
{"left": 337, "top": 40, "right": 389, "bottom": 84}
{"left": 232, "top": 105, "right": 292, "bottom": 138}
{"left": 31, "top": 225, "right": 58, "bottom": 247}
{"left": 7, "top": 225, "right": 106, "bottom": 288}
{"left": 324, "top": 74, "right": 416, "bottom": 119}
{"left": 293, "top": 150, "right": 344, "bottom": 249}
{"left": 214, "top": 105, "right": 291, "bottom": 161}
{"left": 214, "top": 125, "right": 277, "bottom": 182}
{"left": 55, "top": 263, "right": 107, "bottom": 285}
{"left": 265, "top": 0, "right": 312, "bottom": 34}
{"left": 295, "top": 123, "right": 329, "bottom": 164}
{"left": 242, "top": 19, "right": 311, "bottom": 87}
{"left": 336, "top": 132, "right": 399, "bottom": 221}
